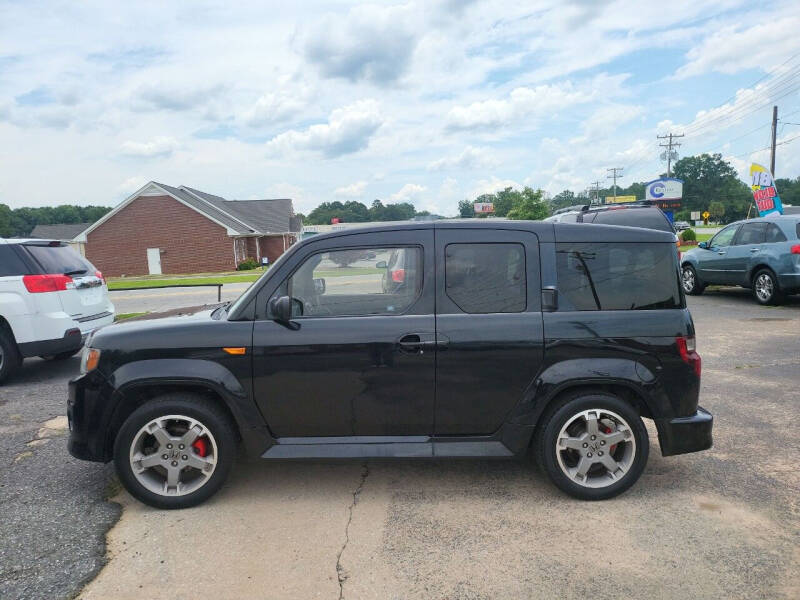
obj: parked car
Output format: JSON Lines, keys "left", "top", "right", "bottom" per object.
{"left": 68, "top": 221, "right": 712, "bottom": 509}
{"left": 680, "top": 215, "right": 800, "bottom": 305}
{"left": 674, "top": 221, "right": 691, "bottom": 232}
{"left": 577, "top": 204, "right": 675, "bottom": 233}
{"left": 0, "top": 239, "right": 115, "bottom": 383}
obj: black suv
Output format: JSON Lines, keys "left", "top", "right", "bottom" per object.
{"left": 68, "top": 221, "right": 712, "bottom": 509}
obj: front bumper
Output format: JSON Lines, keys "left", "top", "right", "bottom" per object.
{"left": 67, "top": 371, "right": 115, "bottom": 463}
{"left": 656, "top": 406, "right": 713, "bottom": 457}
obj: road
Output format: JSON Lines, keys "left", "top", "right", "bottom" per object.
{"left": 1, "top": 289, "right": 799, "bottom": 599}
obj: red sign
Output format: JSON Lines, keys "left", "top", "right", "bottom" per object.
{"left": 755, "top": 196, "right": 775, "bottom": 212}
{"left": 753, "top": 186, "right": 776, "bottom": 202}
{"left": 331, "top": 217, "right": 340, "bottom": 224}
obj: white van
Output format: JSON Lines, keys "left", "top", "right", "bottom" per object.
{"left": 0, "top": 239, "right": 115, "bottom": 383}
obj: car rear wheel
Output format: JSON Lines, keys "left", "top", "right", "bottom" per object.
{"left": 536, "top": 390, "right": 649, "bottom": 500}
{"left": 0, "top": 328, "right": 21, "bottom": 384}
{"left": 114, "top": 393, "right": 237, "bottom": 509}
{"left": 681, "top": 265, "right": 705, "bottom": 295}
{"left": 752, "top": 268, "right": 783, "bottom": 305}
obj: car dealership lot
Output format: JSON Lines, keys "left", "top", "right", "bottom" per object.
{"left": 1, "top": 290, "right": 798, "bottom": 599}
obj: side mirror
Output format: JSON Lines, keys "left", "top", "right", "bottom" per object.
{"left": 313, "top": 278, "right": 326, "bottom": 294}
{"left": 376, "top": 261, "right": 387, "bottom": 269}
{"left": 698, "top": 241, "right": 708, "bottom": 249}
{"left": 269, "top": 295, "right": 302, "bottom": 322}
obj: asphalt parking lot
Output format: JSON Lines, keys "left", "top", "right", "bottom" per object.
{"left": 1, "top": 288, "right": 798, "bottom": 599}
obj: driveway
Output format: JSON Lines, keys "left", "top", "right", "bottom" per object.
{"left": 2, "top": 290, "right": 798, "bottom": 599}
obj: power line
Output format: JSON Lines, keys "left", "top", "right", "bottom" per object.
{"left": 606, "top": 168, "right": 623, "bottom": 203}
{"left": 657, "top": 133, "right": 684, "bottom": 177}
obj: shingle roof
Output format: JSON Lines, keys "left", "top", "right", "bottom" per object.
{"left": 30, "top": 223, "right": 92, "bottom": 241}
{"left": 155, "top": 183, "right": 257, "bottom": 235}
{"left": 175, "top": 185, "right": 295, "bottom": 235}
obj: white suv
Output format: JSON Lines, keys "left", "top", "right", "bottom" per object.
{"left": 0, "top": 239, "right": 115, "bottom": 383}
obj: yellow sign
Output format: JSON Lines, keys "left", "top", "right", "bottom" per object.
{"left": 605, "top": 195, "right": 637, "bottom": 204}
{"left": 702, "top": 211, "right": 710, "bottom": 219}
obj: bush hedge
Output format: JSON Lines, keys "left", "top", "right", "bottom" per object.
{"left": 237, "top": 258, "right": 259, "bottom": 271}
{"left": 681, "top": 228, "right": 697, "bottom": 242}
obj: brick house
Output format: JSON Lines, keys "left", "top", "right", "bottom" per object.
{"left": 76, "top": 181, "right": 301, "bottom": 276}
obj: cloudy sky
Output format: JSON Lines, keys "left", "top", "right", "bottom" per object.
{"left": 1, "top": 0, "right": 799, "bottom": 215}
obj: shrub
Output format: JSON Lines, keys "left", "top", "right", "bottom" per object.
{"left": 237, "top": 258, "right": 259, "bottom": 271}
{"left": 681, "top": 228, "right": 696, "bottom": 242}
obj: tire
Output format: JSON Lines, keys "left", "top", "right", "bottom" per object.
{"left": 681, "top": 265, "right": 705, "bottom": 295}
{"left": 0, "top": 327, "right": 21, "bottom": 385}
{"left": 535, "top": 390, "right": 649, "bottom": 500}
{"left": 40, "top": 349, "right": 81, "bottom": 360}
{"left": 114, "top": 392, "right": 237, "bottom": 509}
{"left": 752, "top": 268, "right": 784, "bottom": 305}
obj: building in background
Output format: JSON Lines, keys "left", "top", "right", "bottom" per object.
{"left": 76, "top": 181, "right": 301, "bottom": 276}
{"left": 29, "top": 222, "right": 92, "bottom": 256}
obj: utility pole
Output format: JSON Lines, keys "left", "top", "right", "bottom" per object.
{"left": 770, "top": 105, "right": 778, "bottom": 176}
{"left": 657, "top": 132, "right": 684, "bottom": 177}
{"left": 590, "top": 180, "right": 601, "bottom": 205}
{"left": 606, "top": 168, "right": 623, "bottom": 203}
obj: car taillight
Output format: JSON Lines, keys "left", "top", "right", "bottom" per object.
{"left": 22, "top": 274, "right": 73, "bottom": 293}
{"left": 95, "top": 269, "right": 106, "bottom": 283}
{"left": 676, "top": 335, "right": 701, "bottom": 378}
{"left": 391, "top": 269, "right": 405, "bottom": 283}
{"left": 791, "top": 244, "right": 800, "bottom": 255}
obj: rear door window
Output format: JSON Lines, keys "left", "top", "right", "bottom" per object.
{"left": 734, "top": 223, "right": 766, "bottom": 245}
{"left": 445, "top": 243, "right": 526, "bottom": 313}
{"left": 765, "top": 223, "right": 787, "bottom": 243}
{"left": 556, "top": 242, "right": 681, "bottom": 311}
{"left": 0, "top": 246, "right": 29, "bottom": 276}
{"left": 23, "top": 243, "right": 92, "bottom": 275}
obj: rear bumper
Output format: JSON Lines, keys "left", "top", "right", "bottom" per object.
{"left": 18, "top": 328, "right": 83, "bottom": 358}
{"left": 656, "top": 407, "right": 713, "bottom": 457}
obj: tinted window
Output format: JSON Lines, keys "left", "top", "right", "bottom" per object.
{"left": 559, "top": 213, "right": 579, "bottom": 223}
{"left": 765, "top": 223, "right": 787, "bottom": 243}
{"left": 709, "top": 225, "right": 738, "bottom": 248}
{"left": 0, "top": 246, "right": 29, "bottom": 276}
{"left": 556, "top": 242, "right": 681, "bottom": 311}
{"left": 590, "top": 208, "right": 672, "bottom": 232}
{"left": 277, "top": 247, "right": 422, "bottom": 317}
{"left": 445, "top": 243, "right": 526, "bottom": 313}
{"left": 23, "top": 243, "right": 92, "bottom": 274}
{"left": 735, "top": 223, "right": 766, "bottom": 245}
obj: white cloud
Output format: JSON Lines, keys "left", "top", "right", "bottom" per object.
{"left": 120, "top": 136, "right": 179, "bottom": 157}
{"left": 265, "top": 100, "right": 383, "bottom": 158}
{"left": 676, "top": 17, "right": 800, "bottom": 79}
{"left": 116, "top": 176, "right": 148, "bottom": 197}
{"left": 301, "top": 4, "right": 419, "bottom": 84}
{"left": 468, "top": 176, "right": 522, "bottom": 198}
{"left": 242, "top": 86, "right": 310, "bottom": 127}
{"left": 428, "top": 146, "right": 499, "bottom": 171}
{"left": 334, "top": 181, "right": 368, "bottom": 197}
{"left": 389, "top": 183, "right": 427, "bottom": 203}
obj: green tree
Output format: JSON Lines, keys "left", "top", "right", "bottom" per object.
{"left": 775, "top": 177, "right": 800, "bottom": 206}
{"left": 708, "top": 201, "right": 725, "bottom": 221}
{"left": 506, "top": 187, "right": 549, "bottom": 220}
{"left": 550, "top": 189, "right": 576, "bottom": 211}
{"left": 0, "top": 203, "right": 13, "bottom": 237}
{"left": 492, "top": 188, "right": 517, "bottom": 217}
{"left": 672, "top": 153, "right": 751, "bottom": 223}
{"left": 457, "top": 199, "right": 473, "bottom": 218}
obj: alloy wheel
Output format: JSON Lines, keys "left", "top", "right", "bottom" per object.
{"left": 682, "top": 267, "right": 695, "bottom": 293}
{"left": 128, "top": 414, "right": 218, "bottom": 497}
{"left": 754, "top": 273, "right": 773, "bottom": 302}
{"left": 555, "top": 408, "right": 636, "bottom": 489}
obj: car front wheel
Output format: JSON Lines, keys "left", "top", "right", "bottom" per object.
{"left": 0, "top": 328, "right": 21, "bottom": 384}
{"left": 682, "top": 265, "right": 705, "bottom": 295}
{"left": 114, "top": 393, "right": 237, "bottom": 509}
{"left": 752, "top": 268, "right": 783, "bottom": 305}
{"left": 536, "top": 391, "right": 649, "bottom": 500}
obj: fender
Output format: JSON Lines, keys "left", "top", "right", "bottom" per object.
{"left": 507, "top": 357, "right": 669, "bottom": 430}
{"left": 106, "top": 359, "right": 273, "bottom": 458}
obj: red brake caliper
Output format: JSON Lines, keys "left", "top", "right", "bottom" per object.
{"left": 600, "top": 425, "right": 617, "bottom": 454}
{"left": 191, "top": 436, "right": 209, "bottom": 457}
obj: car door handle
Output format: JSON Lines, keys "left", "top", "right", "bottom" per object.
{"left": 397, "top": 333, "right": 436, "bottom": 353}
{"left": 717, "top": 251, "right": 726, "bottom": 255}
{"left": 749, "top": 248, "right": 760, "bottom": 252}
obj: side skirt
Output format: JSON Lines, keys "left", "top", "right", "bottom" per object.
{"left": 261, "top": 436, "right": 515, "bottom": 459}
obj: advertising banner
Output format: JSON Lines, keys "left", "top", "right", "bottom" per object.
{"left": 474, "top": 202, "right": 494, "bottom": 214}
{"left": 605, "top": 195, "right": 637, "bottom": 204}
{"left": 749, "top": 163, "right": 783, "bottom": 217}
{"left": 645, "top": 178, "right": 683, "bottom": 200}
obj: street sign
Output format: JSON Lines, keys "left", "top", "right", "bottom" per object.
{"left": 702, "top": 211, "right": 710, "bottom": 219}
{"left": 605, "top": 195, "right": 636, "bottom": 204}
{"left": 691, "top": 211, "right": 700, "bottom": 220}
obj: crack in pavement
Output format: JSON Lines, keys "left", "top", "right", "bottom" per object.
{"left": 336, "top": 462, "right": 369, "bottom": 600}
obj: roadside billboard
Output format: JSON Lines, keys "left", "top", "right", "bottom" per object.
{"left": 645, "top": 178, "right": 683, "bottom": 200}
{"left": 474, "top": 202, "right": 494, "bottom": 214}
{"left": 605, "top": 195, "right": 637, "bottom": 204}
{"left": 750, "top": 163, "right": 783, "bottom": 217}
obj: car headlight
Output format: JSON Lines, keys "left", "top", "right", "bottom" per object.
{"left": 80, "top": 347, "right": 101, "bottom": 374}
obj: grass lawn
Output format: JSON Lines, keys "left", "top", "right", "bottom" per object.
{"left": 115, "top": 312, "right": 148, "bottom": 321}
{"left": 679, "top": 232, "right": 713, "bottom": 252}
